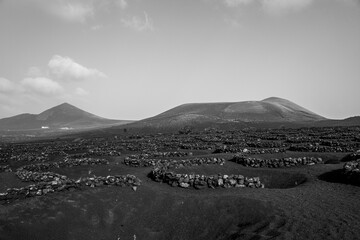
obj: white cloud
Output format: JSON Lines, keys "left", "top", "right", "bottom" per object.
{"left": 335, "top": 0, "right": 360, "bottom": 6}
{"left": 121, "top": 12, "right": 154, "bottom": 32}
{"left": 48, "top": 55, "right": 107, "bottom": 80}
{"left": 116, "top": 0, "right": 128, "bottom": 9}
{"left": 0, "top": 55, "right": 104, "bottom": 106}
{"left": 0, "top": 77, "right": 17, "bottom": 94}
{"left": 1, "top": 77, "right": 63, "bottom": 96}
{"left": 0, "top": 54, "right": 104, "bottom": 114}
{"left": 91, "top": 24, "right": 103, "bottom": 31}
{"left": 27, "top": 67, "right": 43, "bottom": 77}
{"left": 31, "top": 0, "right": 130, "bottom": 24}
{"left": 75, "top": 87, "right": 89, "bottom": 96}
{"left": 223, "top": 0, "right": 254, "bottom": 7}
{"left": 32, "top": 0, "right": 95, "bottom": 23}
{"left": 224, "top": 17, "right": 242, "bottom": 27}
{"left": 51, "top": 2, "right": 94, "bottom": 23}
{"left": 21, "top": 77, "right": 64, "bottom": 95}
{"left": 220, "top": 0, "right": 315, "bottom": 14}
{"left": 262, "top": 0, "right": 313, "bottom": 15}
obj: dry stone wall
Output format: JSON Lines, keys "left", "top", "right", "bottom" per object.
{"left": 0, "top": 157, "right": 140, "bottom": 203}
{"left": 10, "top": 153, "right": 49, "bottom": 163}
{"left": 88, "top": 148, "right": 121, "bottom": 156}
{"left": 232, "top": 154, "right": 323, "bottom": 168}
{"left": 347, "top": 150, "right": 360, "bottom": 161}
{"left": 343, "top": 159, "right": 360, "bottom": 185}
{"left": 16, "top": 170, "right": 67, "bottom": 182}
{"left": 288, "top": 144, "right": 354, "bottom": 153}
{"left": 213, "top": 147, "right": 286, "bottom": 154}
{"left": 344, "top": 160, "right": 360, "bottom": 174}
{"left": 124, "top": 154, "right": 264, "bottom": 189}
{"left": 126, "top": 151, "right": 192, "bottom": 159}
{"left": 150, "top": 166, "right": 264, "bottom": 189}
{"left": 18, "top": 157, "right": 109, "bottom": 172}
{"left": 124, "top": 157, "right": 225, "bottom": 168}
{"left": 0, "top": 165, "right": 12, "bottom": 172}
{"left": 0, "top": 174, "right": 141, "bottom": 202}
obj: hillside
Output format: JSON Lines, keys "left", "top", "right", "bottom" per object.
{"left": 127, "top": 97, "right": 327, "bottom": 129}
{"left": 0, "top": 103, "right": 132, "bottom": 131}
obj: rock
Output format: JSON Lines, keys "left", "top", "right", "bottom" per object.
{"left": 180, "top": 182, "right": 190, "bottom": 188}
{"left": 218, "top": 179, "right": 224, "bottom": 186}
{"left": 229, "top": 179, "right": 237, "bottom": 185}
{"left": 235, "top": 184, "right": 245, "bottom": 188}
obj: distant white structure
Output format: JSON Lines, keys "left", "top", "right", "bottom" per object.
{"left": 41, "top": 126, "right": 49, "bottom": 129}
{"left": 60, "top": 127, "right": 72, "bottom": 130}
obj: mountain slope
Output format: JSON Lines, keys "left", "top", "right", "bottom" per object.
{"left": 128, "top": 97, "right": 327, "bottom": 129}
{"left": 0, "top": 103, "right": 132, "bottom": 130}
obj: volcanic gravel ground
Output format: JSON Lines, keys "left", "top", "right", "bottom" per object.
{"left": 0, "top": 155, "right": 359, "bottom": 240}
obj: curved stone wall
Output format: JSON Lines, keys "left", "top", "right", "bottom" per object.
{"left": 232, "top": 155, "right": 323, "bottom": 168}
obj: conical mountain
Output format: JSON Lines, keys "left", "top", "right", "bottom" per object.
{"left": 36, "top": 103, "right": 106, "bottom": 123}
{"left": 0, "top": 103, "right": 132, "bottom": 130}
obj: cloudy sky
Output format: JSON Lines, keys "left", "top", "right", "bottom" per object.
{"left": 0, "top": 0, "right": 359, "bottom": 120}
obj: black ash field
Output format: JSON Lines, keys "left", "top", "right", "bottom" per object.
{"left": 1, "top": 126, "right": 360, "bottom": 240}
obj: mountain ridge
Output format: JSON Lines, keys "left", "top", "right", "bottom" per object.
{"left": 1, "top": 97, "right": 359, "bottom": 133}
{"left": 132, "top": 97, "right": 327, "bottom": 129}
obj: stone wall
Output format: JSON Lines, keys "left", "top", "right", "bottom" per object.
{"left": 343, "top": 159, "right": 360, "bottom": 185}
{"left": 9, "top": 153, "right": 49, "bottom": 163}
{"left": 288, "top": 145, "right": 354, "bottom": 153}
{"left": 344, "top": 159, "right": 360, "bottom": 174}
{"left": 150, "top": 166, "right": 264, "bottom": 189}
{"left": 18, "top": 157, "right": 109, "bottom": 172}
{"left": 213, "top": 147, "right": 286, "bottom": 154}
{"left": 126, "top": 151, "right": 192, "bottom": 159}
{"left": 88, "top": 148, "right": 121, "bottom": 156}
{"left": 347, "top": 150, "right": 360, "bottom": 161}
{"left": 232, "top": 155, "right": 323, "bottom": 168}
{"left": 0, "top": 157, "right": 140, "bottom": 202}
{"left": 124, "top": 157, "right": 225, "bottom": 168}
{"left": 0, "top": 174, "right": 141, "bottom": 202}
{"left": 0, "top": 165, "right": 12, "bottom": 172}
{"left": 16, "top": 170, "right": 67, "bottom": 182}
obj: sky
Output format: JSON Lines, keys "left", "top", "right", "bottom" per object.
{"left": 0, "top": 0, "right": 359, "bottom": 120}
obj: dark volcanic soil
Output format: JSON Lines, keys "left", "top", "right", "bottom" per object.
{"left": 1, "top": 156, "right": 360, "bottom": 240}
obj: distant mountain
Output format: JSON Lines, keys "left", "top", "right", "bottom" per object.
{"left": 0, "top": 103, "right": 132, "bottom": 131}
{"left": 310, "top": 116, "right": 360, "bottom": 128}
{"left": 126, "top": 97, "right": 326, "bottom": 129}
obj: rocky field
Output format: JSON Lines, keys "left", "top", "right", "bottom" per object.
{"left": 0, "top": 126, "right": 360, "bottom": 240}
